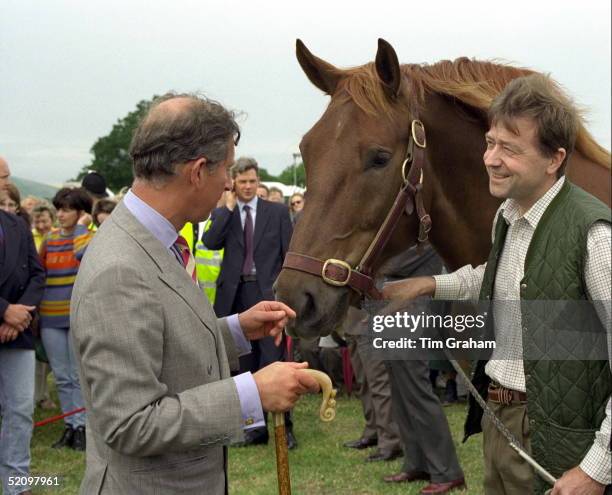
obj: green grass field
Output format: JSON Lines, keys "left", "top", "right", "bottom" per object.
{"left": 29, "top": 387, "right": 484, "bottom": 494}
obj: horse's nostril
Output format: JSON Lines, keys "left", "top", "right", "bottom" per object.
{"left": 301, "top": 290, "right": 316, "bottom": 320}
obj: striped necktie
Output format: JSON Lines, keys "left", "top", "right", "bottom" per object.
{"left": 174, "top": 235, "right": 197, "bottom": 284}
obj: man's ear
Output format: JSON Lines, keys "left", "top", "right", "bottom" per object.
{"left": 189, "top": 158, "right": 208, "bottom": 186}
{"left": 548, "top": 147, "right": 566, "bottom": 176}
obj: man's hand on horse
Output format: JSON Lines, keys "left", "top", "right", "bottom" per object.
{"left": 382, "top": 276, "right": 436, "bottom": 301}
{"left": 550, "top": 466, "right": 606, "bottom": 495}
{"left": 238, "top": 301, "right": 296, "bottom": 345}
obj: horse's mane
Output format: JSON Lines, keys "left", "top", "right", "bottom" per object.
{"left": 336, "top": 58, "right": 610, "bottom": 170}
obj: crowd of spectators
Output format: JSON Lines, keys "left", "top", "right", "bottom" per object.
{"left": 0, "top": 162, "right": 121, "bottom": 494}
{"left": 0, "top": 157, "right": 463, "bottom": 495}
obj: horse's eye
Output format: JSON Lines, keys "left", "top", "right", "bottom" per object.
{"left": 366, "top": 150, "right": 392, "bottom": 170}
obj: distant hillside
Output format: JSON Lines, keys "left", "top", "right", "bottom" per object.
{"left": 11, "top": 176, "right": 59, "bottom": 200}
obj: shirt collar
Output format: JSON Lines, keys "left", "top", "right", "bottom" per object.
{"left": 501, "top": 176, "right": 565, "bottom": 228}
{"left": 237, "top": 195, "right": 258, "bottom": 212}
{"left": 123, "top": 189, "right": 179, "bottom": 249}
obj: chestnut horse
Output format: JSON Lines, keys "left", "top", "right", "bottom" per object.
{"left": 275, "top": 39, "right": 611, "bottom": 340}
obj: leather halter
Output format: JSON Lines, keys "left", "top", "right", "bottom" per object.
{"left": 282, "top": 119, "right": 432, "bottom": 300}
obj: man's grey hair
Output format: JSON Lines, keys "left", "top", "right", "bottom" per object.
{"left": 129, "top": 92, "right": 240, "bottom": 182}
{"left": 231, "top": 156, "right": 259, "bottom": 179}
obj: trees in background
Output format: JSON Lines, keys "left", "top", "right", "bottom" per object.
{"left": 77, "top": 98, "right": 305, "bottom": 191}
{"left": 76, "top": 99, "right": 152, "bottom": 191}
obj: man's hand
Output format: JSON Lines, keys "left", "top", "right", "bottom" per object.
{"left": 253, "top": 361, "right": 320, "bottom": 412}
{"left": 0, "top": 323, "right": 20, "bottom": 343}
{"left": 225, "top": 190, "right": 237, "bottom": 211}
{"left": 2, "top": 304, "right": 35, "bottom": 331}
{"left": 551, "top": 466, "right": 605, "bottom": 495}
{"left": 238, "top": 301, "right": 296, "bottom": 346}
{"left": 382, "top": 276, "right": 436, "bottom": 301}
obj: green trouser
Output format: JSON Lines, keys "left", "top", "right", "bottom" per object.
{"left": 482, "top": 400, "right": 534, "bottom": 495}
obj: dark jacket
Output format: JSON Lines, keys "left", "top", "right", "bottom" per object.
{"left": 0, "top": 210, "right": 45, "bottom": 350}
{"left": 203, "top": 199, "right": 292, "bottom": 316}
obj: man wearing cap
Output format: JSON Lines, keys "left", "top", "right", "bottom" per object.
{"left": 81, "top": 171, "right": 109, "bottom": 200}
{"left": 80, "top": 171, "right": 109, "bottom": 230}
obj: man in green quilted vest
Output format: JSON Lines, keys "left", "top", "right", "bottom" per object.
{"left": 383, "top": 74, "right": 611, "bottom": 494}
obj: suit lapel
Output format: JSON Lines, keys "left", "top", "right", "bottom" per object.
{"left": 157, "top": 270, "right": 218, "bottom": 342}
{"left": 0, "top": 213, "right": 20, "bottom": 287}
{"left": 113, "top": 203, "right": 218, "bottom": 341}
{"left": 231, "top": 207, "right": 244, "bottom": 248}
{"left": 253, "top": 200, "right": 271, "bottom": 252}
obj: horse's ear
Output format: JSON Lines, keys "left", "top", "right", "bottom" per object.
{"left": 296, "top": 39, "right": 341, "bottom": 95}
{"left": 375, "top": 38, "right": 401, "bottom": 99}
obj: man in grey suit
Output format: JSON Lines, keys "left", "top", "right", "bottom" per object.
{"left": 70, "top": 93, "right": 318, "bottom": 495}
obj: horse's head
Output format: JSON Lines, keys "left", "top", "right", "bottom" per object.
{"left": 275, "top": 39, "right": 423, "bottom": 340}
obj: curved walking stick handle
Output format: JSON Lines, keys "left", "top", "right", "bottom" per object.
{"left": 304, "top": 369, "right": 337, "bottom": 422}
{"left": 273, "top": 369, "right": 337, "bottom": 495}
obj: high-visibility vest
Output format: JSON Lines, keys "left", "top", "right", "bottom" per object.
{"left": 194, "top": 219, "right": 223, "bottom": 304}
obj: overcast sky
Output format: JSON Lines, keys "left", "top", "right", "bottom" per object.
{"left": 2, "top": 0, "right": 610, "bottom": 187}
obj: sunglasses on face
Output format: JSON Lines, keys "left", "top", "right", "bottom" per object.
{"left": 291, "top": 200, "right": 303, "bottom": 206}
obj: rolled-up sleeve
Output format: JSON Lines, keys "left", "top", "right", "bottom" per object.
{"left": 433, "top": 263, "right": 486, "bottom": 300}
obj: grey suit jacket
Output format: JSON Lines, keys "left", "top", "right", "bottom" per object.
{"left": 71, "top": 202, "right": 244, "bottom": 495}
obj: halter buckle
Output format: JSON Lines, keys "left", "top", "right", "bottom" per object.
{"left": 411, "top": 120, "right": 427, "bottom": 148}
{"left": 401, "top": 158, "right": 411, "bottom": 183}
{"left": 322, "top": 259, "right": 352, "bottom": 287}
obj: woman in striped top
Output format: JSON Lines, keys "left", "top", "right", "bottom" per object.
{"left": 40, "top": 187, "right": 93, "bottom": 451}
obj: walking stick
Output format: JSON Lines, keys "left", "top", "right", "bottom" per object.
{"left": 445, "top": 357, "right": 557, "bottom": 487}
{"left": 273, "top": 369, "right": 337, "bottom": 495}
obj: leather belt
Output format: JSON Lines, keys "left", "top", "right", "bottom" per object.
{"left": 240, "top": 274, "right": 257, "bottom": 282}
{"left": 488, "top": 383, "right": 527, "bottom": 405}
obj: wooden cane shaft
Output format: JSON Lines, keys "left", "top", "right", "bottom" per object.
{"left": 274, "top": 413, "right": 291, "bottom": 495}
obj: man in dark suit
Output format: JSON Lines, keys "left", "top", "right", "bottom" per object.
{"left": 0, "top": 156, "right": 46, "bottom": 495}
{"left": 203, "top": 157, "right": 294, "bottom": 447}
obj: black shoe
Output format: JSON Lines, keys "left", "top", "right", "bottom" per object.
{"left": 72, "top": 426, "right": 86, "bottom": 451}
{"left": 52, "top": 426, "right": 74, "bottom": 449}
{"left": 286, "top": 430, "right": 298, "bottom": 450}
{"left": 238, "top": 428, "right": 269, "bottom": 447}
{"left": 365, "top": 448, "right": 403, "bottom": 462}
{"left": 343, "top": 437, "right": 378, "bottom": 449}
